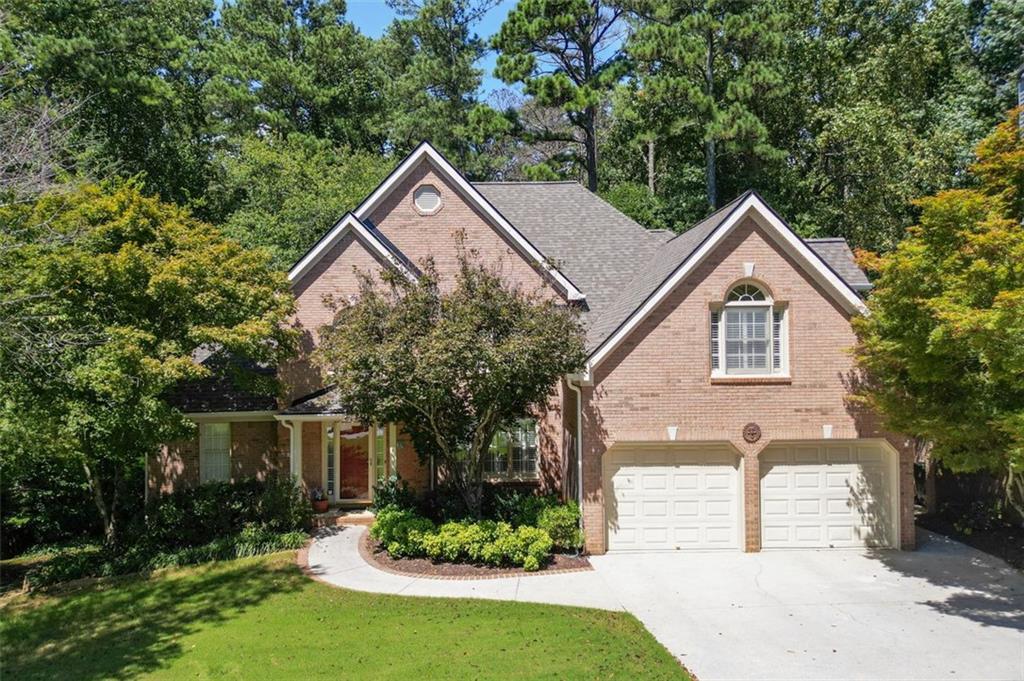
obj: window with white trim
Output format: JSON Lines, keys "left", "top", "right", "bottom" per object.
{"left": 711, "top": 283, "right": 787, "bottom": 376}
{"left": 413, "top": 184, "right": 442, "bottom": 213}
{"left": 484, "top": 419, "right": 538, "bottom": 479}
{"left": 199, "top": 422, "right": 231, "bottom": 483}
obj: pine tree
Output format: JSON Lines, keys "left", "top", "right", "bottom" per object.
{"left": 493, "top": 0, "right": 628, "bottom": 191}
{"left": 627, "top": 0, "right": 786, "bottom": 209}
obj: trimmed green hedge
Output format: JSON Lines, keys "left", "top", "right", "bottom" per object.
{"left": 371, "top": 507, "right": 556, "bottom": 571}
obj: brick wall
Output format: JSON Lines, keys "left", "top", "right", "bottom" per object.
{"left": 148, "top": 421, "right": 286, "bottom": 496}
{"left": 367, "top": 162, "right": 562, "bottom": 301}
{"left": 580, "top": 217, "right": 916, "bottom": 553}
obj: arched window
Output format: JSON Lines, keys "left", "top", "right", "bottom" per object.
{"left": 711, "top": 283, "right": 787, "bottom": 376}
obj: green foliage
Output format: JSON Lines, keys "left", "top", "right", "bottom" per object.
{"left": 493, "top": 0, "right": 627, "bottom": 190}
{"left": 537, "top": 501, "right": 583, "bottom": 551}
{"left": 204, "top": 0, "right": 386, "bottom": 148}
{"left": 853, "top": 110, "right": 1024, "bottom": 510}
{"left": 317, "top": 250, "right": 586, "bottom": 516}
{"left": 626, "top": 0, "right": 786, "bottom": 209}
{"left": 415, "top": 519, "right": 553, "bottom": 570}
{"left": 0, "top": 182, "right": 296, "bottom": 543}
{"left": 600, "top": 182, "right": 669, "bottom": 231}
{"left": 369, "top": 506, "right": 436, "bottom": 557}
{"left": 141, "top": 478, "right": 311, "bottom": 550}
{"left": 210, "top": 133, "right": 392, "bottom": 268}
{"left": 484, "top": 488, "right": 558, "bottom": 526}
{"left": 370, "top": 475, "right": 417, "bottom": 512}
{"left": 380, "top": 0, "right": 512, "bottom": 176}
{"left": 2, "top": 0, "right": 215, "bottom": 204}
{"left": 24, "top": 527, "right": 307, "bottom": 588}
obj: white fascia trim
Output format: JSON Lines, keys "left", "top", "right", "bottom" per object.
{"left": 353, "top": 142, "right": 586, "bottom": 302}
{"left": 586, "top": 194, "right": 867, "bottom": 373}
{"left": 186, "top": 411, "right": 277, "bottom": 422}
{"left": 273, "top": 414, "right": 357, "bottom": 423}
{"left": 287, "top": 213, "right": 416, "bottom": 284}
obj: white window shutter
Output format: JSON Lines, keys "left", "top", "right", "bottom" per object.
{"left": 772, "top": 310, "right": 783, "bottom": 371}
{"left": 710, "top": 310, "right": 720, "bottom": 370}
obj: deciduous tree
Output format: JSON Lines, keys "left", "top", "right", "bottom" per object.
{"left": 853, "top": 110, "right": 1024, "bottom": 513}
{"left": 317, "top": 249, "right": 586, "bottom": 516}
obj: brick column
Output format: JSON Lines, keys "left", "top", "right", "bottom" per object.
{"left": 740, "top": 440, "right": 769, "bottom": 552}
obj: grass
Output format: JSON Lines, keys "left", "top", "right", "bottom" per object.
{"left": 0, "top": 551, "right": 690, "bottom": 680}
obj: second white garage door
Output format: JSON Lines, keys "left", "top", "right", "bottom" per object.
{"left": 760, "top": 441, "right": 897, "bottom": 549}
{"left": 605, "top": 445, "right": 741, "bottom": 552}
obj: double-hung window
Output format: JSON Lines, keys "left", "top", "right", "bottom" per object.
{"left": 199, "top": 422, "right": 231, "bottom": 483}
{"left": 484, "top": 419, "right": 538, "bottom": 479}
{"left": 711, "top": 283, "right": 787, "bottom": 376}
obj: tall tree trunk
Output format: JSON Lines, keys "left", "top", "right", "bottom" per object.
{"left": 646, "top": 139, "right": 655, "bottom": 194}
{"left": 705, "top": 138, "right": 717, "bottom": 209}
{"left": 704, "top": 29, "right": 717, "bottom": 209}
{"left": 584, "top": 106, "right": 598, "bottom": 192}
{"left": 82, "top": 456, "right": 116, "bottom": 545}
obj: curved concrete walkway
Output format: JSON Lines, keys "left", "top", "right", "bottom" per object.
{"left": 305, "top": 525, "right": 624, "bottom": 611}
{"left": 308, "top": 526, "right": 1024, "bottom": 681}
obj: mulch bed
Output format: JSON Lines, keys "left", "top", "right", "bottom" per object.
{"left": 360, "top": 533, "right": 591, "bottom": 580}
{"left": 918, "top": 515, "right": 1024, "bottom": 570}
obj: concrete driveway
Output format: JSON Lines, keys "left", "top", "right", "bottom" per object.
{"left": 590, "top": 530, "right": 1024, "bottom": 681}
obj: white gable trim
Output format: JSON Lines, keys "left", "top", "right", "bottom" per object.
{"left": 288, "top": 213, "right": 416, "bottom": 284}
{"left": 353, "top": 142, "right": 586, "bottom": 302}
{"left": 586, "top": 194, "right": 867, "bottom": 375}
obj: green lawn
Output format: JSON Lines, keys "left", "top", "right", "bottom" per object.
{"left": 0, "top": 551, "right": 690, "bottom": 680}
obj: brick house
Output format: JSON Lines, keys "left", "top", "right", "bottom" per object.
{"left": 154, "top": 142, "right": 916, "bottom": 554}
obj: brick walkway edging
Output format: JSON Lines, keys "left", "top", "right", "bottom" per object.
{"left": 296, "top": 529, "right": 593, "bottom": 583}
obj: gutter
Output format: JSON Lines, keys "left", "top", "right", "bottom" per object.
{"left": 566, "top": 377, "right": 585, "bottom": 532}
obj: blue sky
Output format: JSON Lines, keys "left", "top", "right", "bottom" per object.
{"left": 344, "top": 0, "right": 520, "bottom": 97}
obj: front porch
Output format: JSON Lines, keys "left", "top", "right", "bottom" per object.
{"left": 312, "top": 507, "right": 376, "bottom": 529}
{"left": 276, "top": 387, "right": 432, "bottom": 503}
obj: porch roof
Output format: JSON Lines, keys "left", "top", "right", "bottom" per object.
{"left": 279, "top": 386, "right": 350, "bottom": 416}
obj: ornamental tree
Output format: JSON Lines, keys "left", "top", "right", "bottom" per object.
{"left": 853, "top": 110, "right": 1024, "bottom": 514}
{"left": 0, "top": 182, "right": 296, "bottom": 544}
{"left": 316, "top": 248, "right": 586, "bottom": 516}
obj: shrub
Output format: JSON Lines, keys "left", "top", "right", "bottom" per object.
{"left": 375, "top": 510, "right": 554, "bottom": 572}
{"left": 370, "top": 506, "right": 435, "bottom": 557}
{"left": 485, "top": 488, "right": 560, "bottom": 527}
{"left": 371, "top": 475, "right": 416, "bottom": 512}
{"left": 538, "top": 501, "right": 584, "bottom": 551}
{"left": 24, "top": 528, "right": 307, "bottom": 588}
{"left": 140, "top": 476, "right": 310, "bottom": 550}
{"left": 418, "top": 484, "right": 471, "bottom": 522}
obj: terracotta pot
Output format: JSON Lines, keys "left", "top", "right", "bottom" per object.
{"left": 311, "top": 499, "right": 329, "bottom": 514}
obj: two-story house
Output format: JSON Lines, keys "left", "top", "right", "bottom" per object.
{"left": 156, "top": 142, "right": 916, "bottom": 554}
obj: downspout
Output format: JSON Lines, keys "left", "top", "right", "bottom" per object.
{"left": 279, "top": 419, "right": 299, "bottom": 484}
{"left": 566, "top": 378, "right": 584, "bottom": 530}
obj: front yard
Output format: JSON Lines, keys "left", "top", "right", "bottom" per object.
{"left": 0, "top": 551, "right": 690, "bottom": 680}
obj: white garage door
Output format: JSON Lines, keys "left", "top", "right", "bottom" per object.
{"left": 606, "top": 446, "right": 741, "bottom": 551}
{"left": 760, "top": 442, "right": 897, "bottom": 549}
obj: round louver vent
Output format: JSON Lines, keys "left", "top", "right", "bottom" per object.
{"left": 414, "top": 184, "right": 442, "bottom": 214}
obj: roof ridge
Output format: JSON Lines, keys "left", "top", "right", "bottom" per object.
{"left": 805, "top": 237, "right": 847, "bottom": 242}
{"left": 472, "top": 180, "right": 581, "bottom": 185}
{"left": 664, "top": 190, "right": 752, "bottom": 244}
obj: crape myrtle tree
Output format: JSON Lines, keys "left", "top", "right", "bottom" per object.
{"left": 853, "top": 110, "right": 1024, "bottom": 515}
{"left": 316, "top": 246, "right": 586, "bottom": 517}
{"left": 0, "top": 182, "right": 296, "bottom": 544}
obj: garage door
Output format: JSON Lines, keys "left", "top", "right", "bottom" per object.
{"left": 606, "top": 446, "right": 741, "bottom": 551}
{"left": 760, "top": 442, "right": 896, "bottom": 549}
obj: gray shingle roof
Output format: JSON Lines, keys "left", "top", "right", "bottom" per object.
{"left": 280, "top": 386, "right": 350, "bottom": 415}
{"left": 805, "top": 238, "right": 871, "bottom": 289}
{"left": 164, "top": 350, "right": 278, "bottom": 413}
{"left": 475, "top": 182, "right": 670, "bottom": 333}
{"left": 478, "top": 184, "right": 870, "bottom": 352}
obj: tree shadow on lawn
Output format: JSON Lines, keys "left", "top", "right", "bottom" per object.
{"left": 868, "top": 530, "right": 1024, "bottom": 632}
{"left": 0, "top": 554, "right": 306, "bottom": 681}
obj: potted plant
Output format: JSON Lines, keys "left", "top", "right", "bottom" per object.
{"left": 310, "top": 487, "right": 329, "bottom": 513}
